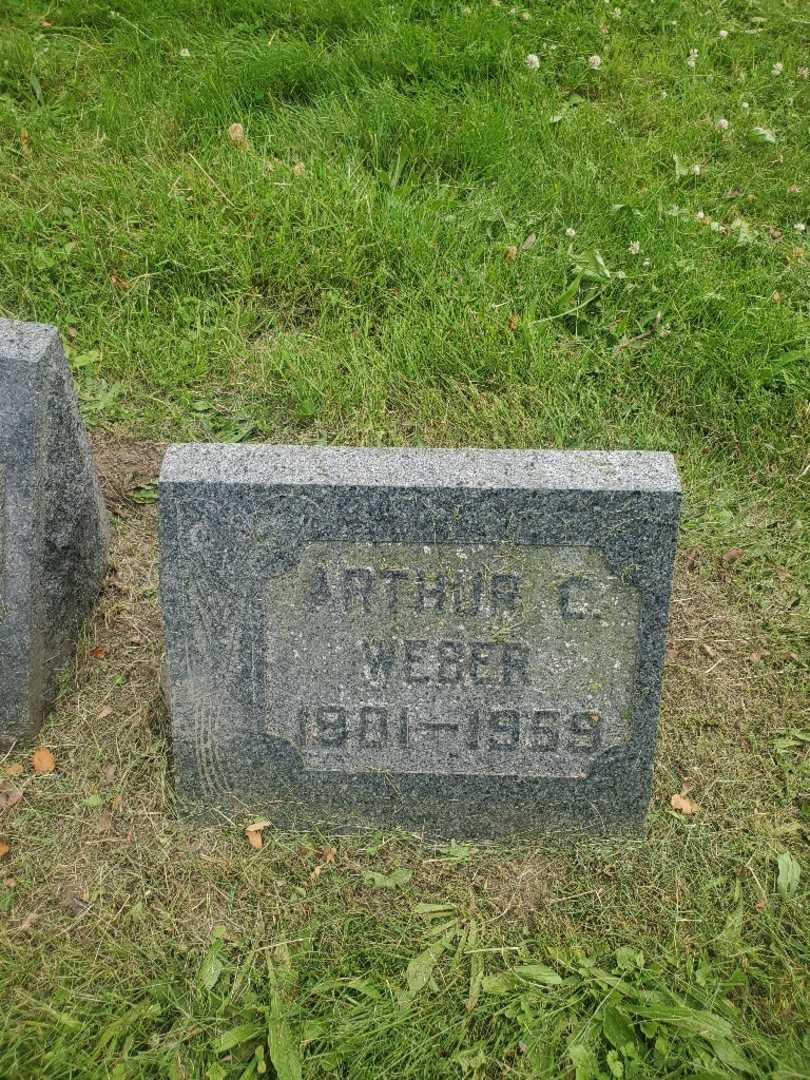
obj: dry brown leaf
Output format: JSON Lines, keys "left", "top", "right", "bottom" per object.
{"left": 32, "top": 747, "right": 55, "bottom": 774}
{"left": 520, "top": 232, "right": 537, "bottom": 251}
{"left": 671, "top": 791, "right": 699, "bottom": 815}
{"left": 110, "top": 273, "right": 130, "bottom": 290}
{"left": 0, "top": 842, "right": 10, "bottom": 859}
{"left": 228, "top": 122, "right": 247, "bottom": 147}
{"left": 700, "top": 643, "right": 717, "bottom": 658}
{"left": 685, "top": 549, "right": 699, "bottom": 571}
{"left": 98, "top": 706, "right": 113, "bottom": 720}
{"left": 19, "top": 129, "right": 32, "bottom": 157}
{"left": 756, "top": 895, "right": 769, "bottom": 912}
{"left": 292, "top": 161, "right": 305, "bottom": 176}
{"left": 772, "top": 290, "right": 782, "bottom": 304}
{"left": 4, "top": 763, "right": 24, "bottom": 778}
{"left": 102, "top": 763, "right": 116, "bottom": 783}
{"left": 507, "top": 312, "right": 520, "bottom": 332}
{"left": 88, "top": 645, "right": 109, "bottom": 659}
{"left": 95, "top": 812, "right": 113, "bottom": 835}
{"left": 504, "top": 245, "right": 518, "bottom": 262}
{"left": 323, "top": 846, "right": 337, "bottom": 864}
{"left": 245, "top": 819, "right": 271, "bottom": 850}
{"left": 3, "top": 877, "right": 15, "bottom": 888}
{"left": 0, "top": 783, "right": 23, "bottom": 814}
{"left": 310, "top": 864, "right": 322, "bottom": 880}
{"left": 66, "top": 326, "right": 78, "bottom": 338}
{"left": 749, "top": 650, "right": 769, "bottom": 663}
{"left": 722, "top": 547, "right": 745, "bottom": 563}
{"left": 18, "top": 911, "right": 38, "bottom": 932}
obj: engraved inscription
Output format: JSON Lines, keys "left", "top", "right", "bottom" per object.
{"left": 265, "top": 543, "right": 641, "bottom": 778}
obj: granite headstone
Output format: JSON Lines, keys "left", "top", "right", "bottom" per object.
{"left": 0, "top": 320, "right": 108, "bottom": 746}
{"left": 160, "top": 445, "right": 680, "bottom": 837}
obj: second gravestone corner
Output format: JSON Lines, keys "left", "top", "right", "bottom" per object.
{"left": 0, "top": 320, "right": 109, "bottom": 747}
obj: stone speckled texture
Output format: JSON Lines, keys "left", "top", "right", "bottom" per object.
{"left": 0, "top": 321, "right": 109, "bottom": 746}
{"left": 160, "top": 445, "right": 680, "bottom": 838}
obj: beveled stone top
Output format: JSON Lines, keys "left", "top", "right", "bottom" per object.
{"left": 161, "top": 444, "right": 681, "bottom": 492}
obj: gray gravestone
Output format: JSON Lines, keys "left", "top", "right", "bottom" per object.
{"left": 0, "top": 320, "right": 108, "bottom": 746}
{"left": 160, "top": 445, "right": 680, "bottom": 837}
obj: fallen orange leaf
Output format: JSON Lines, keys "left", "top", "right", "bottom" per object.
{"left": 88, "top": 646, "right": 108, "bottom": 659}
{"left": 0, "top": 842, "right": 9, "bottom": 859}
{"left": 671, "top": 791, "right": 699, "bottom": 815}
{"left": 4, "top": 763, "right": 24, "bottom": 778}
{"left": 32, "top": 747, "right": 55, "bottom": 774}
{"left": 722, "top": 547, "right": 745, "bottom": 563}
{"left": 245, "top": 819, "right": 271, "bottom": 850}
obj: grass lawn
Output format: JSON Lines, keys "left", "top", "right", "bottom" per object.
{"left": 1, "top": 0, "right": 809, "bottom": 1076}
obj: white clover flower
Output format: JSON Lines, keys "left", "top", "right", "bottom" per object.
{"left": 687, "top": 48, "right": 698, "bottom": 68}
{"left": 611, "top": 7, "right": 622, "bottom": 19}
{"left": 710, "top": 221, "right": 725, "bottom": 233}
{"left": 798, "top": 67, "right": 809, "bottom": 80}
{"left": 642, "top": 258, "right": 651, "bottom": 267}
{"left": 179, "top": 47, "right": 191, "bottom": 58}
{"left": 565, "top": 227, "right": 577, "bottom": 238}
{"left": 691, "top": 163, "right": 701, "bottom": 176}
{"left": 794, "top": 222, "right": 807, "bottom": 232}
{"left": 696, "top": 210, "right": 706, "bottom": 221}
{"left": 525, "top": 53, "right": 540, "bottom": 70}
{"left": 628, "top": 240, "right": 641, "bottom": 255}
{"left": 719, "top": 29, "right": 729, "bottom": 39}
{"left": 716, "top": 117, "right": 730, "bottom": 130}
{"left": 772, "top": 62, "right": 784, "bottom": 76}
{"left": 588, "top": 54, "right": 602, "bottom": 69}
{"left": 741, "top": 100, "right": 750, "bottom": 109}
{"left": 520, "top": 11, "right": 531, "bottom": 21}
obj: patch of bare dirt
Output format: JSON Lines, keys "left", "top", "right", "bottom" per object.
{"left": 90, "top": 434, "right": 166, "bottom": 516}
